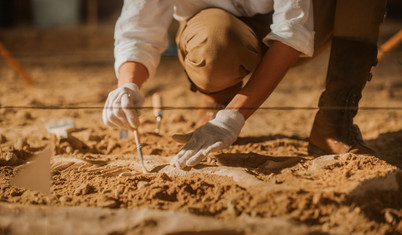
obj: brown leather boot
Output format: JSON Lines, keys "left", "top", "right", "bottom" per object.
{"left": 308, "top": 37, "right": 378, "bottom": 155}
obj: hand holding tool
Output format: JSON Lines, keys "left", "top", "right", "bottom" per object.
{"left": 103, "top": 83, "right": 144, "bottom": 130}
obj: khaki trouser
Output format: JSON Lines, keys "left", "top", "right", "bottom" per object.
{"left": 176, "top": 0, "right": 387, "bottom": 102}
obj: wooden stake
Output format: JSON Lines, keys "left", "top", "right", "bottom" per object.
{"left": 152, "top": 93, "right": 163, "bottom": 133}
{"left": 0, "top": 41, "right": 34, "bottom": 86}
{"left": 378, "top": 29, "right": 402, "bottom": 61}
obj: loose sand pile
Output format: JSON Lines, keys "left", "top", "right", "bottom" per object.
{"left": 0, "top": 20, "right": 401, "bottom": 234}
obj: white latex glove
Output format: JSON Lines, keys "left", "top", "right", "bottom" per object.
{"left": 171, "top": 109, "right": 245, "bottom": 169}
{"left": 102, "top": 83, "right": 145, "bottom": 130}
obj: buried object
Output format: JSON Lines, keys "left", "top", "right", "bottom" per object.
{"left": 12, "top": 145, "right": 52, "bottom": 194}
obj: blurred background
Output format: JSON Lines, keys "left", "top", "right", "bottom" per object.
{"left": 0, "top": 0, "right": 180, "bottom": 76}
{"left": 0, "top": 0, "right": 400, "bottom": 62}
{"left": 1, "top": 0, "right": 401, "bottom": 28}
{"left": 0, "top": 0, "right": 401, "bottom": 63}
{"left": 0, "top": 0, "right": 401, "bottom": 166}
{"left": 0, "top": 0, "right": 122, "bottom": 28}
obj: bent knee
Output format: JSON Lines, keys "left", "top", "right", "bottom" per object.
{"left": 178, "top": 8, "right": 261, "bottom": 93}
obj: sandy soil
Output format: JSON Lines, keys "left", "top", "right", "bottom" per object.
{"left": 0, "top": 18, "right": 401, "bottom": 235}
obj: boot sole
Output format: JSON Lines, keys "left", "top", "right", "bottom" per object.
{"left": 307, "top": 142, "right": 331, "bottom": 156}
{"left": 308, "top": 142, "right": 377, "bottom": 156}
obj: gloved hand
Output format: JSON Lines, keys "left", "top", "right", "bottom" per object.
{"left": 102, "top": 83, "right": 145, "bottom": 130}
{"left": 171, "top": 109, "right": 245, "bottom": 169}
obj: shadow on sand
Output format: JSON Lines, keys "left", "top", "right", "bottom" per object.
{"left": 367, "top": 130, "right": 402, "bottom": 168}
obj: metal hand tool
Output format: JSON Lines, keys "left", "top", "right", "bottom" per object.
{"left": 152, "top": 93, "right": 163, "bottom": 134}
{"left": 133, "top": 129, "right": 149, "bottom": 173}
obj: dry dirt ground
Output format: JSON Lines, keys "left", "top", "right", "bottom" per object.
{"left": 0, "top": 18, "right": 401, "bottom": 235}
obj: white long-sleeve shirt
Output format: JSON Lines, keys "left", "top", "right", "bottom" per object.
{"left": 114, "top": 0, "right": 314, "bottom": 78}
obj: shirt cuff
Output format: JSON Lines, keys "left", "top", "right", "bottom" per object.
{"left": 114, "top": 42, "right": 161, "bottom": 79}
{"left": 264, "top": 22, "right": 315, "bottom": 57}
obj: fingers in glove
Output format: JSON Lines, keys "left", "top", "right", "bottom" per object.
{"left": 104, "top": 119, "right": 120, "bottom": 129}
{"left": 176, "top": 149, "right": 197, "bottom": 169}
{"left": 103, "top": 105, "right": 122, "bottom": 129}
{"left": 170, "top": 149, "right": 185, "bottom": 167}
{"left": 202, "top": 141, "right": 224, "bottom": 156}
{"left": 109, "top": 106, "right": 129, "bottom": 129}
{"left": 102, "top": 95, "right": 114, "bottom": 126}
{"left": 170, "top": 147, "right": 188, "bottom": 167}
{"left": 186, "top": 150, "right": 206, "bottom": 167}
{"left": 172, "top": 137, "right": 201, "bottom": 168}
{"left": 111, "top": 99, "right": 133, "bottom": 130}
{"left": 172, "top": 132, "right": 193, "bottom": 143}
{"left": 170, "top": 154, "right": 179, "bottom": 167}
{"left": 121, "top": 94, "right": 140, "bottom": 128}
{"left": 186, "top": 141, "right": 223, "bottom": 167}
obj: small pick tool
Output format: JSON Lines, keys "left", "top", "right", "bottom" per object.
{"left": 120, "top": 129, "right": 149, "bottom": 173}
{"left": 119, "top": 129, "right": 149, "bottom": 173}
{"left": 133, "top": 129, "right": 149, "bottom": 173}
{"left": 152, "top": 92, "right": 163, "bottom": 134}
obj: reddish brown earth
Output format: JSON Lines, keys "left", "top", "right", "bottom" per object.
{"left": 0, "top": 19, "right": 401, "bottom": 234}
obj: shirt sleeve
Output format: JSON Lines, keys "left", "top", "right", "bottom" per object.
{"left": 264, "top": 0, "right": 314, "bottom": 57}
{"left": 114, "top": 0, "right": 174, "bottom": 78}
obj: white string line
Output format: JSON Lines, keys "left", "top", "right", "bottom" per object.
{"left": 1, "top": 105, "right": 402, "bottom": 111}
